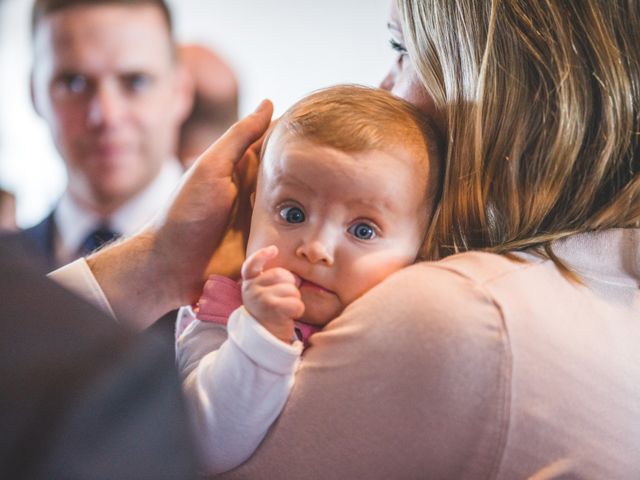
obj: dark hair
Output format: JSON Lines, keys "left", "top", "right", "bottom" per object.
{"left": 31, "top": 0, "right": 173, "bottom": 35}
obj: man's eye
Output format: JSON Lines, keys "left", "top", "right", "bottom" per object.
{"left": 61, "top": 74, "right": 89, "bottom": 94}
{"left": 280, "top": 206, "right": 305, "bottom": 224}
{"left": 123, "top": 73, "right": 151, "bottom": 92}
{"left": 348, "top": 222, "right": 376, "bottom": 240}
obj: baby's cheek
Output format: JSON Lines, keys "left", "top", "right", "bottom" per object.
{"left": 248, "top": 231, "right": 299, "bottom": 275}
{"left": 336, "top": 273, "right": 378, "bottom": 307}
{"left": 246, "top": 221, "right": 282, "bottom": 257}
{"left": 343, "top": 258, "right": 407, "bottom": 303}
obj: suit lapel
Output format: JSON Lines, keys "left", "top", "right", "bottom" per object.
{"left": 21, "top": 212, "right": 57, "bottom": 271}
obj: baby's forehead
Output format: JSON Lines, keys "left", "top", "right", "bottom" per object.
{"left": 261, "top": 128, "right": 430, "bottom": 177}
{"left": 258, "top": 133, "right": 432, "bottom": 212}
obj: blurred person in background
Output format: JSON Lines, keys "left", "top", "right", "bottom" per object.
{"left": 178, "top": 43, "right": 239, "bottom": 169}
{"left": 0, "top": 188, "right": 17, "bottom": 232}
{"left": 177, "top": 42, "right": 247, "bottom": 279}
{"left": 0, "top": 2, "right": 200, "bottom": 476}
{"left": 23, "top": 0, "right": 193, "bottom": 270}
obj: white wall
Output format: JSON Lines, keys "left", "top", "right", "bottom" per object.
{"left": 0, "top": 0, "right": 394, "bottom": 227}
{"left": 0, "top": 0, "right": 67, "bottom": 228}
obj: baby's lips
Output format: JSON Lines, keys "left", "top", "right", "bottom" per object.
{"left": 291, "top": 272, "right": 302, "bottom": 288}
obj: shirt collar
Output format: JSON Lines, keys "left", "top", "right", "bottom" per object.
{"left": 110, "top": 159, "right": 183, "bottom": 237}
{"left": 54, "top": 159, "right": 184, "bottom": 265}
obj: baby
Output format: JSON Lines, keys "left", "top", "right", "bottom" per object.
{"left": 176, "top": 84, "right": 441, "bottom": 475}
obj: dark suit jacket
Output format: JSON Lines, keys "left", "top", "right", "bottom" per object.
{"left": 21, "top": 212, "right": 179, "bottom": 340}
{"left": 0, "top": 233, "right": 197, "bottom": 479}
{"left": 21, "top": 212, "right": 57, "bottom": 271}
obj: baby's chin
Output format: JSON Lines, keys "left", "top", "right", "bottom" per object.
{"left": 298, "top": 295, "right": 344, "bottom": 327}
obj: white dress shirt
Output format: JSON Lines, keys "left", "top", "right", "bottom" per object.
{"left": 53, "top": 160, "right": 183, "bottom": 265}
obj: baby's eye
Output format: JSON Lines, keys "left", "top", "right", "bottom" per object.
{"left": 279, "top": 206, "right": 305, "bottom": 224}
{"left": 348, "top": 222, "right": 376, "bottom": 240}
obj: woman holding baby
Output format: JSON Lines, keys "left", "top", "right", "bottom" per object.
{"left": 61, "top": 0, "right": 640, "bottom": 477}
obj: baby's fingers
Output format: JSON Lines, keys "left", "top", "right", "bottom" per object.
{"left": 243, "top": 279, "right": 301, "bottom": 313}
{"left": 250, "top": 266, "right": 300, "bottom": 288}
{"left": 257, "top": 286, "right": 304, "bottom": 319}
{"left": 242, "top": 245, "right": 278, "bottom": 280}
{"left": 276, "top": 297, "right": 305, "bottom": 320}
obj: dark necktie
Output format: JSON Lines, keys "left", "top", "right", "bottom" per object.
{"left": 79, "top": 225, "right": 120, "bottom": 256}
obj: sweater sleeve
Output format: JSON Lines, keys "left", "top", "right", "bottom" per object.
{"left": 176, "top": 307, "right": 303, "bottom": 475}
{"left": 218, "top": 261, "right": 511, "bottom": 479}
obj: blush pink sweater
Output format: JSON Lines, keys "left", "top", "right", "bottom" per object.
{"left": 218, "top": 229, "right": 640, "bottom": 479}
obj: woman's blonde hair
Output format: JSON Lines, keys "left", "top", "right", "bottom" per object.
{"left": 399, "top": 0, "right": 640, "bottom": 263}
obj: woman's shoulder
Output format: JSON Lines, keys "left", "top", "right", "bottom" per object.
{"left": 312, "top": 251, "right": 516, "bottom": 477}
{"left": 336, "top": 251, "right": 519, "bottom": 333}
{"left": 417, "top": 250, "right": 541, "bottom": 287}
{"left": 363, "top": 251, "right": 518, "bottom": 350}
{"left": 362, "top": 251, "right": 535, "bottom": 325}
{"left": 378, "top": 250, "right": 551, "bottom": 323}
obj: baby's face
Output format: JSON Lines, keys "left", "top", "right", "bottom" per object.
{"left": 246, "top": 135, "right": 430, "bottom": 327}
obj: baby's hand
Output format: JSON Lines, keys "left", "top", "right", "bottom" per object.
{"left": 241, "top": 245, "right": 305, "bottom": 343}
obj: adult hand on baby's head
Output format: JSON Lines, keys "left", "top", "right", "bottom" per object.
{"left": 241, "top": 245, "right": 305, "bottom": 343}
{"left": 203, "top": 125, "right": 265, "bottom": 281}
{"left": 155, "top": 100, "right": 274, "bottom": 304}
{"left": 87, "top": 100, "right": 273, "bottom": 329}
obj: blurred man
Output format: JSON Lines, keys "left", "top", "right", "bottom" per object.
{"left": 24, "top": 0, "right": 192, "bottom": 269}
{"left": 178, "top": 43, "right": 239, "bottom": 168}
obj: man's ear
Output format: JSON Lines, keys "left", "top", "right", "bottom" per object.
{"left": 173, "top": 62, "right": 195, "bottom": 125}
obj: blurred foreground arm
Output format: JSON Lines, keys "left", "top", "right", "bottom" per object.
{"left": 86, "top": 101, "right": 273, "bottom": 330}
{"left": 0, "top": 234, "right": 198, "bottom": 479}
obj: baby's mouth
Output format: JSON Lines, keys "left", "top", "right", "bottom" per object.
{"left": 298, "top": 277, "right": 334, "bottom": 295}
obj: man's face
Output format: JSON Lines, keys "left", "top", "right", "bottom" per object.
{"left": 247, "top": 135, "right": 430, "bottom": 327}
{"left": 31, "top": 4, "right": 191, "bottom": 211}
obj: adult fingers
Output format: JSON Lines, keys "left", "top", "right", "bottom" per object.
{"left": 197, "top": 99, "right": 274, "bottom": 179}
{"left": 238, "top": 116, "right": 278, "bottom": 169}
{"left": 242, "top": 245, "right": 278, "bottom": 280}
{"left": 230, "top": 145, "right": 260, "bottom": 251}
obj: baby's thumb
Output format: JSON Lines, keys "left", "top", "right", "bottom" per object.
{"left": 241, "top": 245, "right": 278, "bottom": 280}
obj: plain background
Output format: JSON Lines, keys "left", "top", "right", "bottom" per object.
{"left": 0, "top": 0, "right": 394, "bottom": 227}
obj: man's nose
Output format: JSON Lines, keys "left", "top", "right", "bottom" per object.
{"left": 295, "top": 235, "right": 335, "bottom": 266}
{"left": 87, "top": 82, "right": 124, "bottom": 128}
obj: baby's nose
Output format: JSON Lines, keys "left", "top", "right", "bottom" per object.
{"left": 295, "top": 239, "right": 334, "bottom": 266}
